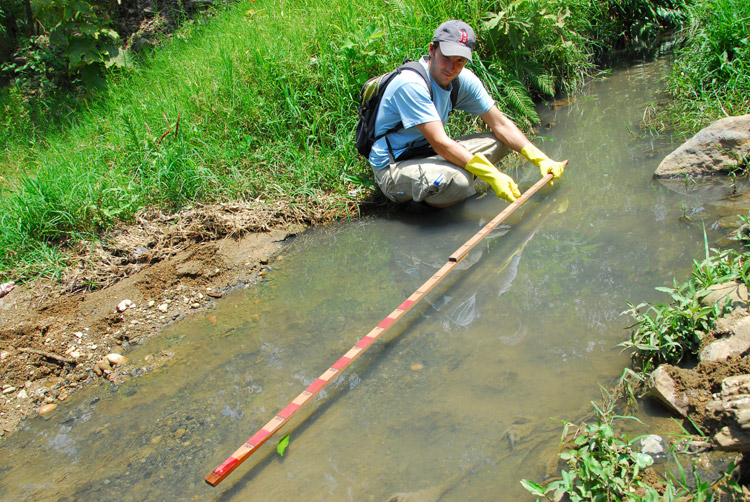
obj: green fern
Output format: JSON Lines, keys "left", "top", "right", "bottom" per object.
{"left": 503, "top": 79, "right": 539, "bottom": 126}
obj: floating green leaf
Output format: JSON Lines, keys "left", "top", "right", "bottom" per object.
{"left": 277, "top": 434, "right": 290, "bottom": 456}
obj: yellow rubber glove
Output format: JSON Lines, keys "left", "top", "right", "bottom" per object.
{"left": 520, "top": 144, "right": 566, "bottom": 183}
{"left": 465, "top": 153, "right": 521, "bottom": 203}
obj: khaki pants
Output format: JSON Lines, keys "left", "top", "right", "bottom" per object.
{"left": 373, "top": 133, "right": 511, "bottom": 205}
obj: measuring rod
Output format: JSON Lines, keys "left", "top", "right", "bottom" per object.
{"left": 205, "top": 173, "right": 554, "bottom": 487}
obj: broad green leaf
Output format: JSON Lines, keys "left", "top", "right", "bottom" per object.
{"left": 520, "top": 479, "right": 545, "bottom": 496}
{"left": 277, "top": 434, "right": 290, "bottom": 456}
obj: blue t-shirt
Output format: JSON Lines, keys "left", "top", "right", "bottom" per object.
{"left": 368, "top": 56, "right": 495, "bottom": 170}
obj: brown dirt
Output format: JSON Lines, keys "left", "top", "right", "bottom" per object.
{"left": 0, "top": 198, "right": 363, "bottom": 439}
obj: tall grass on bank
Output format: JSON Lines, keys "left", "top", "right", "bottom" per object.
{"left": 0, "top": 0, "right": 691, "bottom": 283}
{"left": 663, "top": 0, "right": 750, "bottom": 134}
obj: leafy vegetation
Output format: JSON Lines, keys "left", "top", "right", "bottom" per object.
{"left": 661, "top": 0, "right": 750, "bottom": 134}
{"left": 522, "top": 386, "right": 746, "bottom": 501}
{"left": 620, "top": 240, "right": 745, "bottom": 374}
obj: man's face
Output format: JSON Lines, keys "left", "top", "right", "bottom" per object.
{"left": 428, "top": 43, "right": 468, "bottom": 89}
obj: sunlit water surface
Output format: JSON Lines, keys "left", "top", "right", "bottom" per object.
{"left": 2, "top": 58, "right": 748, "bottom": 501}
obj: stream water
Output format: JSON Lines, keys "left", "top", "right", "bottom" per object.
{"left": 2, "top": 57, "right": 748, "bottom": 501}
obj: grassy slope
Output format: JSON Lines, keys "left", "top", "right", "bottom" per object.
{"left": 5, "top": 0, "right": 742, "bottom": 283}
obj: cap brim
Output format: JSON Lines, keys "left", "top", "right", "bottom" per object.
{"left": 439, "top": 41, "right": 473, "bottom": 62}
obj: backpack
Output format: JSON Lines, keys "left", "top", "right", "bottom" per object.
{"left": 354, "top": 60, "right": 460, "bottom": 160}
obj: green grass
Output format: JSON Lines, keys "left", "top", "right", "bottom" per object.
{"left": 0, "top": 0, "right": 695, "bottom": 283}
{"left": 662, "top": 0, "right": 750, "bottom": 134}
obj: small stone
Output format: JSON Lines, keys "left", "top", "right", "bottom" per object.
{"left": 0, "top": 351, "right": 8, "bottom": 360}
{"left": 73, "top": 332, "right": 83, "bottom": 339}
{"left": 148, "top": 300, "right": 155, "bottom": 308}
{"left": 410, "top": 363, "right": 424, "bottom": 371}
{"left": 158, "top": 304, "right": 169, "bottom": 313}
{"left": 17, "top": 389, "right": 28, "bottom": 400}
{"left": 70, "top": 351, "right": 80, "bottom": 359}
{"left": 208, "top": 292, "right": 222, "bottom": 298}
{"left": 638, "top": 434, "right": 665, "bottom": 456}
{"left": 2, "top": 386, "right": 16, "bottom": 395}
{"left": 191, "top": 303, "right": 201, "bottom": 309}
{"left": 117, "top": 299, "right": 133, "bottom": 312}
{"left": 97, "top": 359, "right": 112, "bottom": 372}
{"left": 38, "top": 404, "right": 58, "bottom": 415}
{"left": 174, "top": 428, "right": 186, "bottom": 439}
{"left": 106, "top": 353, "right": 127, "bottom": 366}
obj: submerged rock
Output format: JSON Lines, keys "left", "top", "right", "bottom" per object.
{"left": 654, "top": 114, "right": 750, "bottom": 178}
{"left": 38, "top": 404, "right": 57, "bottom": 415}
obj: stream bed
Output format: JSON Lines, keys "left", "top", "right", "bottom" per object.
{"left": 2, "top": 57, "right": 748, "bottom": 501}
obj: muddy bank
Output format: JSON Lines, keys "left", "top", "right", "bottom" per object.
{"left": 0, "top": 198, "right": 362, "bottom": 438}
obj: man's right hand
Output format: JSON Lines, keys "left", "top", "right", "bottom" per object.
{"left": 464, "top": 153, "right": 521, "bottom": 202}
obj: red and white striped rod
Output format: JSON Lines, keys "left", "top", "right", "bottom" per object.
{"left": 205, "top": 173, "right": 554, "bottom": 487}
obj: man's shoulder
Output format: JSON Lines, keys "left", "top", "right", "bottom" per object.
{"left": 391, "top": 67, "right": 431, "bottom": 92}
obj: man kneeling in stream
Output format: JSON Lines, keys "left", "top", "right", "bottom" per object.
{"left": 366, "top": 20, "right": 568, "bottom": 209}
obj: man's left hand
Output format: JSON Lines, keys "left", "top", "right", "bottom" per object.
{"left": 521, "top": 144, "right": 567, "bottom": 183}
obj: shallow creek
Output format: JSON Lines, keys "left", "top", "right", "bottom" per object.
{"left": 2, "top": 57, "right": 748, "bottom": 501}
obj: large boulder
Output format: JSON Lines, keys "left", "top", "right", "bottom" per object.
{"left": 654, "top": 114, "right": 750, "bottom": 178}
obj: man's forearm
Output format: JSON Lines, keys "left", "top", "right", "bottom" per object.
{"left": 416, "top": 121, "right": 473, "bottom": 168}
{"left": 481, "top": 106, "right": 531, "bottom": 152}
{"left": 431, "top": 137, "right": 473, "bottom": 168}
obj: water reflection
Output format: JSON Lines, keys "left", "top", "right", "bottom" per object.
{"left": 0, "top": 57, "right": 743, "bottom": 501}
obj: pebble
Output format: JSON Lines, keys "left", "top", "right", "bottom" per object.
{"left": 410, "top": 363, "right": 424, "bottom": 371}
{"left": 174, "top": 428, "right": 186, "bottom": 439}
{"left": 117, "top": 299, "right": 133, "bottom": 312}
{"left": 158, "top": 304, "right": 169, "bottom": 313}
{"left": 38, "top": 403, "right": 58, "bottom": 415}
{"left": 0, "top": 351, "right": 8, "bottom": 360}
{"left": 17, "top": 389, "right": 28, "bottom": 400}
{"left": 106, "top": 353, "right": 127, "bottom": 366}
{"left": 148, "top": 300, "right": 155, "bottom": 308}
{"left": 2, "top": 386, "right": 16, "bottom": 395}
{"left": 191, "top": 303, "right": 201, "bottom": 309}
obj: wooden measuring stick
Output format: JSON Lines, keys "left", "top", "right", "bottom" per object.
{"left": 205, "top": 173, "right": 554, "bottom": 487}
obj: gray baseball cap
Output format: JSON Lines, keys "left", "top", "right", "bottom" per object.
{"left": 432, "top": 20, "right": 476, "bottom": 62}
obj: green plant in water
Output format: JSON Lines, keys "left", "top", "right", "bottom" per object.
{"left": 521, "top": 395, "right": 667, "bottom": 501}
{"left": 621, "top": 232, "right": 745, "bottom": 374}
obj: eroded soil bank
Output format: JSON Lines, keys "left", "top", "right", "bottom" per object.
{"left": 0, "top": 199, "right": 361, "bottom": 438}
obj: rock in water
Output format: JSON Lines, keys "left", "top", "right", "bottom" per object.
{"left": 655, "top": 114, "right": 750, "bottom": 178}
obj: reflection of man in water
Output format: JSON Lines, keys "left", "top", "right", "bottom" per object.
{"left": 367, "top": 20, "right": 567, "bottom": 209}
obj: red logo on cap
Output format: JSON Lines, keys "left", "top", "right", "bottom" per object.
{"left": 459, "top": 30, "right": 469, "bottom": 44}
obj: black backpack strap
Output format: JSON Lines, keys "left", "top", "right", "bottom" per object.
{"left": 398, "top": 61, "right": 433, "bottom": 100}
{"left": 450, "top": 76, "right": 460, "bottom": 108}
